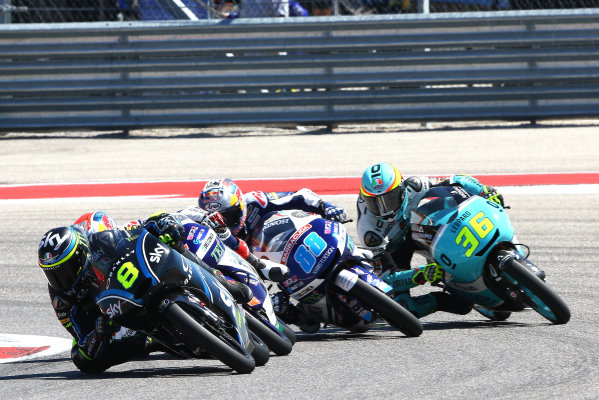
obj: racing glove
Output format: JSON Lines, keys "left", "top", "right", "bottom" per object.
{"left": 143, "top": 212, "right": 186, "bottom": 253}
{"left": 205, "top": 212, "right": 228, "bottom": 234}
{"left": 78, "top": 316, "right": 110, "bottom": 360}
{"left": 411, "top": 262, "right": 444, "bottom": 285}
{"left": 482, "top": 185, "right": 504, "bottom": 207}
{"left": 325, "top": 205, "right": 347, "bottom": 223}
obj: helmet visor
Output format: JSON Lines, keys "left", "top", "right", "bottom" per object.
{"left": 362, "top": 186, "right": 403, "bottom": 218}
{"left": 42, "top": 251, "right": 87, "bottom": 290}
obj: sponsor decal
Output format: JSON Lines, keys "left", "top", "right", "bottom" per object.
{"left": 291, "top": 279, "right": 324, "bottom": 300}
{"left": 324, "top": 221, "right": 332, "bottom": 234}
{"left": 39, "top": 231, "right": 69, "bottom": 251}
{"left": 281, "top": 224, "right": 311, "bottom": 264}
{"left": 263, "top": 218, "right": 290, "bottom": 230}
{"left": 205, "top": 202, "right": 221, "bottom": 212}
{"left": 282, "top": 275, "right": 298, "bottom": 287}
{"left": 149, "top": 245, "right": 166, "bottom": 263}
{"left": 106, "top": 300, "right": 123, "bottom": 318}
{"left": 334, "top": 270, "right": 358, "bottom": 291}
{"left": 312, "top": 246, "right": 335, "bottom": 275}
{"left": 247, "top": 207, "right": 260, "bottom": 229}
{"left": 181, "top": 257, "right": 193, "bottom": 284}
{"left": 210, "top": 241, "right": 225, "bottom": 262}
{"left": 187, "top": 225, "right": 198, "bottom": 240}
{"left": 449, "top": 210, "right": 472, "bottom": 234}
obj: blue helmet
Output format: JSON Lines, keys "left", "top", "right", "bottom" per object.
{"left": 360, "top": 162, "right": 404, "bottom": 219}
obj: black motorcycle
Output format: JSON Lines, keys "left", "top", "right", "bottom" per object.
{"left": 90, "top": 227, "right": 263, "bottom": 374}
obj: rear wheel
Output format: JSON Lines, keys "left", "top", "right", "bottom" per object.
{"left": 346, "top": 278, "right": 423, "bottom": 337}
{"left": 502, "top": 255, "right": 570, "bottom": 325}
{"left": 164, "top": 303, "right": 256, "bottom": 374}
{"left": 245, "top": 311, "right": 293, "bottom": 356}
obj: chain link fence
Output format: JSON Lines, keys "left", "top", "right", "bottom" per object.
{"left": 1, "top": 0, "right": 597, "bottom": 23}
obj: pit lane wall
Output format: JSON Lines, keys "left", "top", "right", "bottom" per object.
{"left": 1, "top": 9, "right": 599, "bottom": 133}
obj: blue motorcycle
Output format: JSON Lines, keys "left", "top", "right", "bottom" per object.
{"left": 91, "top": 227, "right": 261, "bottom": 374}
{"left": 178, "top": 218, "right": 295, "bottom": 356}
{"left": 410, "top": 185, "right": 570, "bottom": 324}
{"left": 251, "top": 210, "right": 424, "bottom": 337}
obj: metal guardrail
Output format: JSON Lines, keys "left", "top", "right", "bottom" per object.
{"left": 1, "top": 9, "right": 599, "bottom": 132}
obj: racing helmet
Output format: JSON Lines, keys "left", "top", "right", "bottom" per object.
{"left": 359, "top": 162, "right": 404, "bottom": 219}
{"left": 38, "top": 226, "right": 90, "bottom": 291}
{"left": 198, "top": 178, "right": 247, "bottom": 235}
{"left": 73, "top": 211, "right": 117, "bottom": 235}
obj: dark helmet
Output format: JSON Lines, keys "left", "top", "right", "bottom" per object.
{"left": 198, "top": 178, "right": 247, "bottom": 235}
{"left": 38, "top": 226, "right": 90, "bottom": 291}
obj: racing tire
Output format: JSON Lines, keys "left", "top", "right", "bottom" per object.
{"left": 346, "top": 278, "right": 424, "bottom": 337}
{"left": 277, "top": 318, "right": 297, "bottom": 345}
{"left": 502, "top": 256, "right": 570, "bottom": 325}
{"left": 245, "top": 311, "right": 293, "bottom": 356}
{"left": 250, "top": 332, "right": 270, "bottom": 366}
{"left": 164, "top": 303, "right": 256, "bottom": 374}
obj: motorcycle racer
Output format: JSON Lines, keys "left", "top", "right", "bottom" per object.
{"left": 38, "top": 224, "right": 152, "bottom": 373}
{"left": 189, "top": 178, "right": 347, "bottom": 280}
{"left": 38, "top": 211, "right": 252, "bottom": 373}
{"left": 197, "top": 178, "right": 348, "bottom": 241}
{"left": 356, "top": 162, "right": 511, "bottom": 320}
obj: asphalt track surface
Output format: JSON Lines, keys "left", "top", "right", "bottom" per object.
{"left": 1, "top": 123, "right": 598, "bottom": 399}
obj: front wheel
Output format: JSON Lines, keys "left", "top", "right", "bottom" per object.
{"left": 502, "top": 256, "right": 570, "bottom": 325}
{"left": 345, "top": 278, "right": 423, "bottom": 337}
{"left": 250, "top": 332, "right": 270, "bottom": 366}
{"left": 163, "top": 303, "right": 256, "bottom": 374}
{"left": 245, "top": 311, "right": 293, "bottom": 356}
{"left": 277, "top": 318, "right": 297, "bottom": 345}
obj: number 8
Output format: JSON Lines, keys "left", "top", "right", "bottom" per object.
{"left": 117, "top": 262, "right": 139, "bottom": 289}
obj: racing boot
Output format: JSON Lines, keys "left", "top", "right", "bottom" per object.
{"left": 431, "top": 292, "right": 473, "bottom": 315}
{"left": 394, "top": 292, "right": 438, "bottom": 318}
{"left": 247, "top": 253, "right": 290, "bottom": 282}
{"left": 213, "top": 269, "right": 253, "bottom": 304}
{"left": 272, "top": 293, "right": 320, "bottom": 333}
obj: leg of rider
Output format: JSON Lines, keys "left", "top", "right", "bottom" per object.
{"left": 272, "top": 293, "right": 320, "bottom": 333}
{"left": 394, "top": 292, "right": 439, "bottom": 318}
{"left": 71, "top": 334, "right": 150, "bottom": 374}
{"left": 212, "top": 269, "right": 253, "bottom": 304}
{"left": 384, "top": 268, "right": 438, "bottom": 318}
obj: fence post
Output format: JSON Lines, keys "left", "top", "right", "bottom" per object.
{"left": 526, "top": 20, "right": 538, "bottom": 125}
{"left": 119, "top": 33, "right": 131, "bottom": 136}
{"left": 1, "top": 0, "right": 11, "bottom": 24}
{"left": 418, "top": 0, "right": 429, "bottom": 14}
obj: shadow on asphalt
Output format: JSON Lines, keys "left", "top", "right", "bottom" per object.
{"left": 292, "top": 317, "right": 549, "bottom": 341}
{"left": 0, "top": 352, "right": 240, "bottom": 380}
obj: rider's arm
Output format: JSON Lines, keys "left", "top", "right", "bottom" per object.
{"left": 263, "top": 188, "right": 347, "bottom": 222}
{"left": 443, "top": 175, "right": 504, "bottom": 206}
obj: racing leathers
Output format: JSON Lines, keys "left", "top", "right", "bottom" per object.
{"left": 48, "top": 265, "right": 150, "bottom": 374}
{"left": 356, "top": 174, "right": 500, "bottom": 318}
